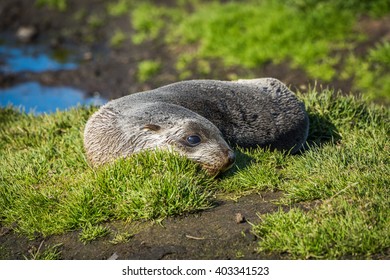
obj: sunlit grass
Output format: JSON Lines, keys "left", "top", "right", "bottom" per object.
{"left": 0, "top": 106, "right": 214, "bottom": 239}
{"left": 136, "top": 60, "right": 161, "bottom": 82}
{"left": 252, "top": 90, "right": 389, "bottom": 259}
{"left": 1, "top": 86, "right": 388, "bottom": 259}
{"left": 127, "top": 0, "right": 390, "bottom": 102}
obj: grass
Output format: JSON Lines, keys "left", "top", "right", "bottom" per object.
{"left": 0, "top": 87, "right": 388, "bottom": 259}
{"left": 131, "top": 3, "right": 170, "bottom": 45}
{"left": 126, "top": 0, "right": 390, "bottom": 102}
{"left": 35, "top": 0, "right": 390, "bottom": 99}
{"left": 1, "top": 0, "right": 389, "bottom": 259}
{"left": 79, "top": 223, "right": 110, "bottom": 244}
{"left": 110, "top": 29, "right": 126, "bottom": 48}
{"left": 24, "top": 242, "right": 63, "bottom": 260}
{"left": 342, "top": 41, "right": 390, "bottom": 102}
{"left": 0, "top": 106, "right": 214, "bottom": 239}
{"left": 251, "top": 90, "right": 389, "bottom": 259}
{"left": 109, "top": 231, "right": 134, "bottom": 244}
{"left": 34, "top": 0, "right": 390, "bottom": 101}
{"left": 107, "top": 0, "right": 134, "bottom": 17}
{"left": 170, "top": 0, "right": 354, "bottom": 78}
{"left": 36, "top": 0, "right": 67, "bottom": 11}
{"left": 136, "top": 60, "right": 161, "bottom": 82}
{"left": 87, "top": 13, "right": 105, "bottom": 29}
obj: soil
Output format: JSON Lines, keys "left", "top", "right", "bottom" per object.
{"left": 1, "top": 192, "right": 289, "bottom": 260}
{"left": 0, "top": 0, "right": 389, "bottom": 260}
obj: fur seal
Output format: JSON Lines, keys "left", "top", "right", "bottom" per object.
{"left": 84, "top": 78, "right": 309, "bottom": 175}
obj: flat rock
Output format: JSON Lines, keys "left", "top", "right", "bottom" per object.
{"left": 16, "top": 26, "right": 38, "bottom": 43}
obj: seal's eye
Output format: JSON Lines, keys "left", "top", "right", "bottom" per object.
{"left": 186, "top": 135, "right": 201, "bottom": 146}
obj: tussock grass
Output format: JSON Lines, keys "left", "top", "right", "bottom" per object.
{"left": 252, "top": 90, "right": 390, "bottom": 259}
{"left": 0, "top": 88, "right": 389, "bottom": 258}
{"left": 128, "top": 0, "right": 390, "bottom": 102}
{"left": 170, "top": 0, "right": 355, "bottom": 80}
{"left": 137, "top": 60, "right": 162, "bottom": 82}
{"left": 218, "top": 147, "right": 286, "bottom": 197}
{"left": 24, "top": 242, "right": 63, "bottom": 260}
{"left": 79, "top": 224, "right": 110, "bottom": 244}
{"left": 36, "top": 0, "right": 67, "bottom": 11}
{"left": 0, "top": 107, "right": 213, "bottom": 238}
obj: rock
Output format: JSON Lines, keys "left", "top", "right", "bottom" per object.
{"left": 235, "top": 213, "right": 246, "bottom": 224}
{"left": 83, "top": 51, "right": 93, "bottom": 61}
{"left": 108, "top": 252, "right": 119, "bottom": 260}
{"left": 16, "top": 26, "right": 38, "bottom": 43}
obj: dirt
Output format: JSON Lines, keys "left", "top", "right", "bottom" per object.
{"left": 1, "top": 192, "right": 287, "bottom": 260}
{"left": 0, "top": 0, "right": 389, "bottom": 260}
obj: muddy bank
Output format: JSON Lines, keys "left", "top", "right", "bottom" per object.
{"left": 2, "top": 0, "right": 389, "bottom": 101}
{"left": 1, "top": 192, "right": 288, "bottom": 260}
{"left": 6, "top": 0, "right": 389, "bottom": 100}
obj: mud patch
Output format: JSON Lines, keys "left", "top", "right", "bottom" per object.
{"left": 0, "top": 192, "right": 286, "bottom": 260}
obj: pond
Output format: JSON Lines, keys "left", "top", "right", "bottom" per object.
{"left": 0, "top": 45, "right": 78, "bottom": 73}
{"left": 0, "top": 81, "right": 106, "bottom": 114}
{"left": 0, "top": 43, "right": 107, "bottom": 114}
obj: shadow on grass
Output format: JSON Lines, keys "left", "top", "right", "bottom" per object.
{"left": 217, "top": 149, "right": 255, "bottom": 180}
{"left": 306, "top": 112, "right": 341, "bottom": 148}
{"left": 0, "top": 107, "right": 24, "bottom": 125}
{"left": 220, "top": 111, "right": 341, "bottom": 179}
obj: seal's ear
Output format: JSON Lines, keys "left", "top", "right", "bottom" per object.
{"left": 142, "top": 124, "right": 161, "bottom": 132}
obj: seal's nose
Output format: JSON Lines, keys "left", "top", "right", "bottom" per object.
{"left": 222, "top": 149, "right": 235, "bottom": 171}
{"left": 227, "top": 150, "right": 236, "bottom": 165}
{"left": 219, "top": 149, "right": 236, "bottom": 174}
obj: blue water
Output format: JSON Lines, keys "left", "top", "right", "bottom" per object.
{"left": 0, "top": 44, "right": 107, "bottom": 114}
{"left": 0, "top": 82, "right": 106, "bottom": 114}
{"left": 0, "top": 45, "right": 77, "bottom": 73}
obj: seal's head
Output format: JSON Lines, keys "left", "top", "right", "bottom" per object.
{"left": 84, "top": 102, "right": 236, "bottom": 175}
{"left": 140, "top": 119, "right": 236, "bottom": 175}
